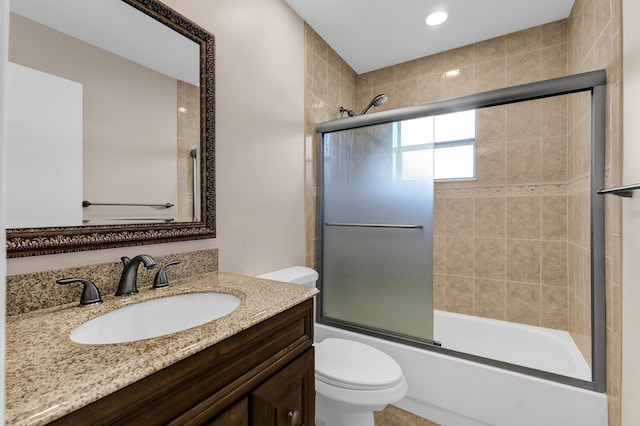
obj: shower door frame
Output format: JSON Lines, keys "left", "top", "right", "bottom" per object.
{"left": 315, "top": 70, "right": 607, "bottom": 392}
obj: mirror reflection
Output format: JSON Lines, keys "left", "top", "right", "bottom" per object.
{"left": 7, "top": 0, "right": 201, "bottom": 228}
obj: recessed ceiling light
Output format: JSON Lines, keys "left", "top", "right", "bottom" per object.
{"left": 426, "top": 11, "right": 448, "bottom": 26}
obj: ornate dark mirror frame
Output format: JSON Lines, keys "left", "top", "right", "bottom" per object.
{"left": 6, "top": 0, "right": 216, "bottom": 258}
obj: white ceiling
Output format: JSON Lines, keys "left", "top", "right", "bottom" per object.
{"left": 284, "top": 0, "right": 575, "bottom": 74}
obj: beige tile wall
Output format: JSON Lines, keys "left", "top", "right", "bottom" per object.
{"left": 567, "top": 91, "right": 593, "bottom": 365}
{"left": 432, "top": 96, "right": 570, "bottom": 330}
{"left": 305, "top": 9, "right": 621, "bottom": 419}
{"left": 354, "top": 20, "right": 568, "bottom": 113}
{"left": 304, "top": 23, "right": 358, "bottom": 267}
{"left": 177, "top": 80, "right": 200, "bottom": 222}
{"left": 568, "top": 0, "right": 623, "bottom": 424}
{"left": 351, "top": 22, "right": 573, "bottom": 330}
{"left": 305, "top": 22, "right": 573, "bottom": 330}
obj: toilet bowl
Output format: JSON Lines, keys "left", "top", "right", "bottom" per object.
{"left": 257, "top": 266, "right": 408, "bottom": 426}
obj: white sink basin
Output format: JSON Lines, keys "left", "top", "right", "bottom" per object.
{"left": 71, "top": 292, "right": 241, "bottom": 344}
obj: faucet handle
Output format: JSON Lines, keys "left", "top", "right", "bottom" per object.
{"left": 57, "top": 278, "right": 103, "bottom": 306}
{"left": 153, "top": 260, "right": 181, "bottom": 289}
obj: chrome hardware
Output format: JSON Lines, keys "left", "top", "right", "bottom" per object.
{"left": 325, "top": 222, "right": 423, "bottom": 229}
{"left": 597, "top": 183, "right": 640, "bottom": 198}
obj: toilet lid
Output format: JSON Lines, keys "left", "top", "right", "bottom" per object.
{"left": 314, "top": 338, "right": 404, "bottom": 390}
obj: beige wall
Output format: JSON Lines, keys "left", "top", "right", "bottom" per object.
{"left": 305, "top": 5, "right": 623, "bottom": 423}
{"left": 566, "top": 88, "right": 594, "bottom": 365}
{"left": 7, "top": 0, "right": 306, "bottom": 278}
{"left": 566, "top": 0, "right": 623, "bottom": 376}
{"left": 304, "top": 23, "right": 358, "bottom": 267}
{"left": 9, "top": 14, "right": 179, "bottom": 224}
{"left": 306, "top": 21, "right": 573, "bottom": 330}
{"left": 433, "top": 96, "right": 570, "bottom": 329}
{"left": 355, "top": 21, "right": 568, "bottom": 112}
{"left": 567, "top": 0, "right": 623, "bottom": 424}
{"left": 1, "top": 0, "right": 8, "bottom": 421}
{"left": 361, "top": 24, "right": 573, "bottom": 331}
{"left": 177, "top": 80, "right": 200, "bottom": 222}
{"left": 622, "top": 0, "right": 640, "bottom": 423}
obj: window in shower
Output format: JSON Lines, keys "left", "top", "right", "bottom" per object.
{"left": 394, "top": 110, "right": 475, "bottom": 181}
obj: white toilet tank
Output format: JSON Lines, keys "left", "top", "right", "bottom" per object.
{"left": 256, "top": 266, "right": 318, "bottom": 286}
{"left": 256, "top": 265, "right": 407, "bottom": 426}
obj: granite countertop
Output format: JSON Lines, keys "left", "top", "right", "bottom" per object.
{"left": 5, "top": 271, "right": 318, "bottom": 426}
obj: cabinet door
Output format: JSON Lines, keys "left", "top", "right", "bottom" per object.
{"left": 251, "top": 349, "right": 314, "bottom": 426}
{"left": 208, "top": 398, "right": 249, "bottom": 426}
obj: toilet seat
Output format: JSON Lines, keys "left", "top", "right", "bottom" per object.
{"left": 315, "top": 338, "right": 403, "bottom": 390}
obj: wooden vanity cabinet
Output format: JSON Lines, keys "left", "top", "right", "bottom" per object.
{"left": 251, "top": 348, "right": 314, "bottom": 426}
{"left": 209, "top": 398, "right": 249, "bottom": 425}
{"left": 49, "top": 299, "right": 314, "bottom": 426}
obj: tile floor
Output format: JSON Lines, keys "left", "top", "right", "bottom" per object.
{"left": 375, "top": 405, "right": 440, "bottom": 426}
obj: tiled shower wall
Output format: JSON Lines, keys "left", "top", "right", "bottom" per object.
{"left": 177, "top": 80, "right": 200, "bottom": 222}
{"left": 432, "top": 97, "right": 570, "bottom": 329}
{"left": 354, "top": 21, "right": 568, "bottom": 112}
{"left": 568, "top": 0, "right": 623, "bottom": 424}
{"left": 305, "top": 20, "right": 572, "bottom": 329}
{"left": 304, "top": 24, "right": 358, "bottom": 267}
{"left": 304, "top": 2, "right": 623, "bottom": 422}
{"left": 567, "top": 90, "right": 593, "bottom": 365}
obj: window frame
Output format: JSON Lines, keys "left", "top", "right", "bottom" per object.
{"left": 393, "top": 114, "right": 476, "bottom": 181}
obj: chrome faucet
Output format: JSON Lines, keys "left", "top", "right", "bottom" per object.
{"left": 115, "top": 254, "right": 157, "bottom": 296}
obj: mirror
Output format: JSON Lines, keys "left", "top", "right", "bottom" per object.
{"left": 6, "top": 0, "right": 215, "bottom": 257}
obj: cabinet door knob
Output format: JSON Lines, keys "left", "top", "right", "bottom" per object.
{"left": 287, "top": 410, "right": 302, "bottom": 426}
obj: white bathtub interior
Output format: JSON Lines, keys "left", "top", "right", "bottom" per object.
{"left": 433, "top": 310, "right": 591, "bottom": 381}
{"left": 315, "top": 312, "right": 607, "bottom": 426}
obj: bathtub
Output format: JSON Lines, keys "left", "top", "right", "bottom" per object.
{"left": 315, "top": 310, "right": 608, "bottom": 426}
{"left": 433, "top": 310, "right": 591, "bottom": 381}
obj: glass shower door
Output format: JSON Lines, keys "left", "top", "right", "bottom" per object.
{"left": 320, "top": 120, "right": 434, "bottom": 342}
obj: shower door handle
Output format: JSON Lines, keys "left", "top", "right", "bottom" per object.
{"left": 325, "top": 222, "right": 423, "bottom": 229}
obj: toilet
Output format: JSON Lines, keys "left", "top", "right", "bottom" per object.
{"left": 257, "top": 266, "right": 408, "bottom": 426}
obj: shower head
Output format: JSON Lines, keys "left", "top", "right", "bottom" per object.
{"left": 360, "top": 94, "right": 387, "bottom": 115}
